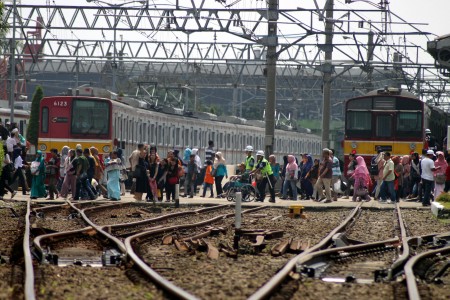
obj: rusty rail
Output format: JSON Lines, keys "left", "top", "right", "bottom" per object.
{"left": 248, "top": 203, "right": 363, "bottom": 300}
{"left": 405, "top": 244, "right": 450, "bottom": 300}
{"left": 125, "top": 206, "right": 266, "bottom": 300}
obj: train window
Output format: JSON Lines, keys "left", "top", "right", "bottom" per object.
{"left": 346, "top": 111, "right": 372, "bottom": 137}
{"left": 347, "top": 98, "right": 372, "bottom": 109}
{"left": 71, "top": 99, "right": 110, "bottom": 136}
{"left": 396, "top": 112, "right": 422, "bottom": 137}
{"left": 158, "top": 125, "right": 162, "bottom": 145}
{"left": 41, "top": 107, "right": 49, "bottom": 133}
{"left": 226, "top": 133, "right": 230, "bottom": 149}
{"left": 219, "top": 132, "right": 223, "bottom": 149}
{"left": 176, "top": 127, "right": 180, "bottom": 146}
{"left": 194, "top": 130, "right": 198, "bottom": 147}
{"left": 185, "top": 128, "right": 189, "bottom": 146}
{"left": 376, "top": 114, "right": 392, "bottom": 138}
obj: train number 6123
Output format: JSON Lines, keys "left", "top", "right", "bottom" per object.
{"left": 53, "top": 101, "right": 68, "bottom": 107}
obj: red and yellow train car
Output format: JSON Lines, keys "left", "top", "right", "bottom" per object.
{"left": 38, "top": 96, "right": 113, "bottom": 157}
{"left": 343, "top": 87, "right": 447, "bottom": 168}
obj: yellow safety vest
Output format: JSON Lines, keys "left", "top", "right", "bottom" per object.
{"left": 245, "top": 155, "right": 254, "bottom": 171}
{"left": 256, "top": 158, "right": 273, "bottom": 176}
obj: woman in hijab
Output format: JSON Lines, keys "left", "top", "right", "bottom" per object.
{"left": 60, "top": 149, "right": 77, "bottom": 199}
{"left": 90, "top": 146, "right": 107, "bottom": 197}
{"left": 213, "top": 152, "right": 228, "bottom": 198}
{"left": 407, "top": 152, "right": 421, "bottom": 200}
{"left": 58, "top": 146, "right": 70, "bottom": 191}
{"left": 434, "top": 151, "right": 448, "bottom": 197}
{"left": 300, "top": 155, "right": 314, "bottom": 200}
{"left": 280, "top": 155, "right": 298, "bottom": 200}
{"left": 402, "top": 155, "right": 411, "bottom": 199}
{"left": 351, "top": 156, "right": 371, "bottom": 202}
{"left": 30, "top": 150, "right": 47, "bottom": 199}
{"left": 104, "top": 150, "right": 121, "bottom": 201}
{"left": 116, "top": 148, "right": 126, "bottom": 196}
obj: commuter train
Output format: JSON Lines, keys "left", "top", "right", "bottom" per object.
{"left": 0, "top": 107, "right": 30, "bottom": 137}
{"left": 343, "top": 87, "right": 448, "bottom": 165}
{"left": 37, "top": 87, "right": 322, "bottom": 165}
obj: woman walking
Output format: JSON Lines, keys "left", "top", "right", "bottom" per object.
{"left": 352, "top": 156, "right": 371, "bottom": 202}
{"left": 213, "top": 152, "right": 228, "bottom": 198}
{"left": 60, "top": 149, "right": 77, "bottom": 199}
{"left": 134, "top": 150, "right": 149, "bottom": 201}
{"left": 300, "top": 155, "right": 314, "bottom": 200}
{"left": 0, "top": 145, "right": 15, "bottom": 200}
{"left": 30, "top": 150, "right": 47, "bottom": 199}
{"left": 434, "top": 151, "right": 448, "bottom": 197}
{"left": 280, "top": 155, "right": 298, "bottom": 200}
{"left": 165, "top": 157, "right": 179, "bottom": 202}
{"left": 105, "top": 150, "right": 121, "bottom": 201}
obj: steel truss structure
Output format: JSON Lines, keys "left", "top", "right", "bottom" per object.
{"left": 2, "top": 1, "right": 449, "bottom": 109}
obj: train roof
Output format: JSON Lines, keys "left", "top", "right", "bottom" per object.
{"left": 363, "top": 87, "right": 419, "bottom": 99}
{"left": 0, "top": 107, "right": 30, "bottom": 117}
{"left": 48, "top": 87, "right": 317, "bottom": 136}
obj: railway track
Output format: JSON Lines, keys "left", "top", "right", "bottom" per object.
{"left": 3, "top": 198, "right": 449, "bottom": 300}
{"left": 125, "top": 206, "right": 354, "bottom": 299}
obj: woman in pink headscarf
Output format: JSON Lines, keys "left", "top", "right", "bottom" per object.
{"left": 434, "top": 151, "right": 448, "bottom": 196}
{"left": 351, "top": 156, "right": 371, "bottom": 202}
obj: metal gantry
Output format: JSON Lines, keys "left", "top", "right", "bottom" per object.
{"left": 2, "top": 1, "right": 449, "bottom": 124}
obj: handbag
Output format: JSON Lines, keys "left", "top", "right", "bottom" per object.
{"left": 30, "top": 161, "right": 40, "bottom": 175}
{"left": 435, "top": 174, "right": 446, "bottom": 184}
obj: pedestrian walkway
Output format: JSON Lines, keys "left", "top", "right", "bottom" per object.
{"left": 10, "top": 192, "right": 428, "bottom": 209}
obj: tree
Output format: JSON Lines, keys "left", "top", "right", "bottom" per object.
{"left": 27, "top": 86, "right": 44, "bottom": 146}
{"left": 0, "top": 2, "right": 9, "bottom": 55}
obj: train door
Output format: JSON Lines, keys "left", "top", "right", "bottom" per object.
{"left": 374, "top": 113, "right": 394, "bottom": 140}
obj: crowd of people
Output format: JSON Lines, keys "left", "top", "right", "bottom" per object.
{"left": 0, "top": 118, "right": 447, "bottom": 207}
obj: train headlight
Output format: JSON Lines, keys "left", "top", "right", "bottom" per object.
{"left": 39, "top": 144, "right": 47, "bottom": 151}
{"left": 351, "top": 142, "right": 357, "bottom": 149}
{"left": 410, "top": 143, "right": 416, "bottom": 150}
{"left": 102, "top": 145, "right": 111, "bottom": 153}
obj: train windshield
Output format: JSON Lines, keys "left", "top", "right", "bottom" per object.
{"left": 71, "top": 99, "right": 110, "bottom": 135}
{"left": 396, "top": 112, "right": 422, "bottom": 137}
{"left": 346, "top": 111, "right": 372, "bottom": 137}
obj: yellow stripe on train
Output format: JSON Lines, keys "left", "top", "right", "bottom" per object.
{"left": 343, "top": 140, "right": 424, "bottom": 156}
{"left": 38, "top": 139, "right": 114, "bottom": 154}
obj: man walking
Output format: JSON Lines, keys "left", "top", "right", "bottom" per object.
{"left": 379, "top": 152, "right": 396, "bottom": 203}
{"left": 421, "top": 150, "right": 439, "bottom": 207}
{"left": 314, "top": 149, "right": 333, "bottom": 203}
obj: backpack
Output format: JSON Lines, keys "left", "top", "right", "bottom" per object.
{"left": 369, "top": 156, "right": 379, "bottom": 176}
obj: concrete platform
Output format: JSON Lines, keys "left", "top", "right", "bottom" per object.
{"left": 5, "top": 191, "right": 430, "bottom": 210}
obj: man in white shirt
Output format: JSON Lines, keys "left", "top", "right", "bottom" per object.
{"left": 421, "top": 150, "right": 439, "bottom": 207}
{"left": 6, "top": 132, "right": 17, "bottom": 157}
{"left": 379, "top": 152, "right": 396, "bottom": 203}
{"left": 128, "top": 143, "right": 144, "bottom": 195}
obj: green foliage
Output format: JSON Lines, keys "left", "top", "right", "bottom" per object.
{"left": 0, "top": 2, "right": 9, "bottom": 55}
{"left": 436, "top": 192, "right": 450, "bottom": 203}
{"left": 27, "top": 86, "right": 44, "bottom": 146}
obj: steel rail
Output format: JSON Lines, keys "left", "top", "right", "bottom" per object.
{"left": 78, "top": 203, "right": 231, "bottom": 252}
{"left": 24, "top": 198, "right": 36, "bottom": 300}
{"left": 248, "top": 203, "right": 363, "bottom": 300}
{"left": 33, "top": 226, "right": 95, "bottom": 262}
{"left": 404, "top": 244, "right": 450, "bottom": 300}
{"left": 67, "top": 200, "right": 128, "bottom": 253}
{"left": 124, "top": 205, "right": 266, "bottom": 300}
{"left": 388, "top": 204, "right": 411, "bottom": 280}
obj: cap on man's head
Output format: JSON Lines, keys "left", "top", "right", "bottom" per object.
{"left": 425, "top": 129, "right": 431, "bottom": 134}
{"left": 427, "top": 150, "right": 435, "bottom": 155}
{"left": 256, "top": 150, "right": 264, "bottom": 156}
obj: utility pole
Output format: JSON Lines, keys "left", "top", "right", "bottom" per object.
{"left": 9, "top": 0, "right": 16, "bottom": 123}
{"left": 366, "top": 30, "right": 374, "bottom": 92}
{"left": 264, "top": 0, "right": 278, "bottom": 156}
{"left": 321, "top": 0, "right": 334, "bottom": 149}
